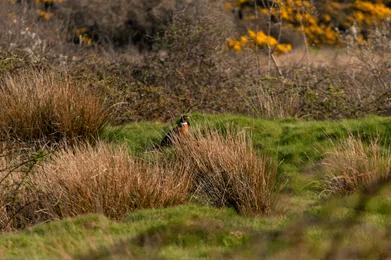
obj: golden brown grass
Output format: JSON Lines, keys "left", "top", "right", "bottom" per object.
{"left": 0, "top": 71, "right": 108, "bottom": 143}
{"left": 1, "top": 128, "right": 279, "bottom": 230}
{"left": 322, "top": 137, "right": 391, "bottom": 196}
{"left": 171, "top": 129, "right": 278, "bottom": 215}
{"left": 29, "top": 142, "right": 190, "bottom": 220}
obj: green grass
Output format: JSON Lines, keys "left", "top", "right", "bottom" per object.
{"left": 2, "top": 198, "right": 391, "bottom": 259}
{"left": 1, "top": 113, "right": 390, "bottom": 259}
{"left": 103, "top": 113, "right": 390, "bottom": 166}
{"left": 0, "top": 205, "right": 287, "bottom": 259}
{"left": 101, "top": 121, "right": 166, "bottom": 154}
{"left": 102, "top": 113, "right": 391, "bottom": 195}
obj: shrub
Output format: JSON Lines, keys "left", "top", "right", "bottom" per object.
{"left": 322, "top": 137, "right": 391, "bottom": 196}
{"left": 132, "top": 0, "right": 248, "bottom": 116}
{"left": 30, "top": 142, "right": 190, "bottom": 220}
{"left": 172, "top": 128, "right": 278, "bottom": 215}
{"left": 0, "top": 151, "right": 9, "bottom": 229}
{"left": 227, "top": 0, "right": 391, "bottom": 52}
{"left": 0, "top": 141, "right": 41, "bottom": 231}
{"left": 0, "top": 71, "right": 109, "bottom": 143}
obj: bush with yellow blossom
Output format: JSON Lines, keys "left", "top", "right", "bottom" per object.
{"left": 227, "top": 30, "right": 292, "bottom": 53}
{"left": 226, "top": 0, "right": 391, "bottom": 53}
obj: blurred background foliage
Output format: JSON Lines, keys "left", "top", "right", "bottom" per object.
{"left": 6, "top": 0, "right": 391, "bottom": 50}
{"left": 226, "top": 0, "right": 391, "bottom": 53}
{"left": 1, "top": 0, "right": 390, "bottom": 122}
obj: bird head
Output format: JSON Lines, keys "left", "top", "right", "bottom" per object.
{"left": 177, "top": 115, "right": 190, "bottom": 127}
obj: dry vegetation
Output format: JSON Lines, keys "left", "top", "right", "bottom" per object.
{"left": 0, "top": 142, "right": 189, "bottom": 229}
{"left": 172, "top": 129, "right": 278, "bottom": 215}
{"left": 0, "top": 71, "right": 109, "bottom": 143}
{"left": 30, "top": 143, "right": 190, "bottom": 220}
{"left": 322, "top": 137, "right": 391, "bottom": 196}
{"left": 0, "top": 129, "right": 278, "bottom": 230}
{"left": 1, "top": 0, "right": 389, "bottom": 122}
{"left": 0, "top": 141, "right": 42, "bottom": 231}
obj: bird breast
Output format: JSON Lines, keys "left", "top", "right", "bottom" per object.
{"left": 178, "top": 123, "right": 189, "bottom": 135}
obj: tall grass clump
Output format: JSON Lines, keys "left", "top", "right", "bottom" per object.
{"left": 322, "top": 137, "right": 391, "bottom": 196}
{"left": 172, "top": 129, "right": 278, "bottom": 216}
{"left": 30, "top": 143, "right": 190, "bottom": 220}
{"left": 0, "top": 71, "right": 108, "bottom": 143}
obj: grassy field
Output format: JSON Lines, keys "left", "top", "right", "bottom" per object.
{"left": 0, "top": 1, "right": 390, "bottom": 258}
{"left": 0, "top": 113, "right": 390, "bottom": 259}
{"left": 103, "top": 113, "right": 391, "bottom": 197}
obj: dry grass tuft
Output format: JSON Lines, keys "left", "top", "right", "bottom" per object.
{"left": 322, "top": 137, "right": 391, "bottom": 196}
{"left": 1, "top": 128, "right": 279, "bottom": 230}
{"left": 172, "top": 129, "right": 278, "bottom": 215}
{"left": 0, "top": 71, "right": 108, "bottom": 143}
{"left": 30, "top": 142, "right": 190, "bottom": 220}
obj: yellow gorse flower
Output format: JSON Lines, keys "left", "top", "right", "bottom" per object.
{"left": 239, "top": 36, "right": 249, "bottom": 45}
{"left": 37, "top": 10, "right": 54, "bottom": 21}
{"left": 354, "top": 1, "right": 391, "bottom": 23}
{"left": 227, "top": 29, "right": 292, "bottom": 54}
{"left": 227, "top": 38, "right": 242, "bottom": 52}
{"left": 33, "top": 0, "right": 64, "bottom": 21}
{"left": 275, "top": 43, "right": 292, "bottom": 53}
{"left": 74, "top": 27, "right": 95, "bottom": 46}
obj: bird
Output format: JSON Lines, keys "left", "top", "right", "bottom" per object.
{"left": 160, "top": 115, "right": 190, "bottom": 147}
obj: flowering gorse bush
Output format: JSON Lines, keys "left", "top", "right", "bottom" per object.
{"left": 226, "top": 0, "right": 391, "bottom": 53}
